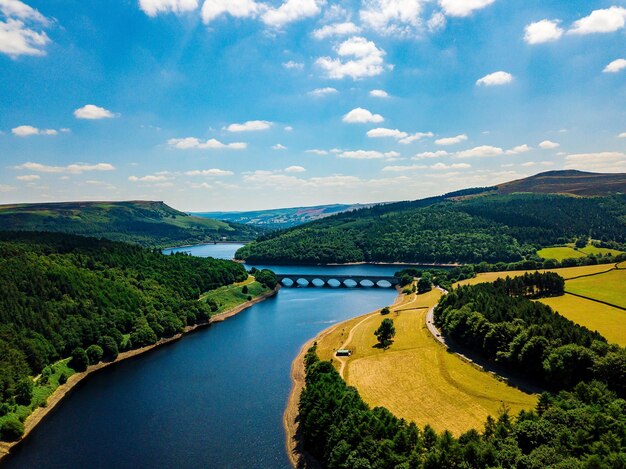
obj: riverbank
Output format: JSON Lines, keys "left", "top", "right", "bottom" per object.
{"left": 283, "top": 287, "right": 404, "bottom": 468}
{"left": 0, "top": 285, "right": 279, "bottom": 463}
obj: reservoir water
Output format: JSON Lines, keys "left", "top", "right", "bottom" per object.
{"left": 3, "top": 244, "right": 399, "bottom": 469}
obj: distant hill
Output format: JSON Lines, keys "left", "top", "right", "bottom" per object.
{"left": 0, "top": 201, "right": 262, "bottom": 248}
{"left": 236, "top": 171, "right": 626, "bottom": 265}
{"left": 193, "top": 203, "right": 377, "bottom": 229}
{"left": 497, "top": 170, "right": 626, "bottom": 196}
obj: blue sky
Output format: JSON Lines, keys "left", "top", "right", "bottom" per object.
{"left": 1, "top": 0, "right": 625, "bottom": 211}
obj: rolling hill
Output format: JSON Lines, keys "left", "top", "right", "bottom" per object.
{"left": 497, "top": 170, "right": 626, "bottom": 196}
{"left": 235, "top": 171, "right": 626, "bottom": 265}
{"left": 0, "top": 201, "right": 262, "bottom": 248}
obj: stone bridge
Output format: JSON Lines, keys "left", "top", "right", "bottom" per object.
{"left": 277, "top": 274, "right": 399, "bottom": 289}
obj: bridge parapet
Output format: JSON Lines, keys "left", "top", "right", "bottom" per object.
{"left": 276, "top": 274, "right": 398, "bottom": 288}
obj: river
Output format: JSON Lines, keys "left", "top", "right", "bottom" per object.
{"left": 3, "top": 244, "right": 405, "bottom": 469}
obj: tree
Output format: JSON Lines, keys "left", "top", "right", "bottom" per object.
{"left": 14, "top": 378, "right": 33, "bottom": 405}
{"left": 86, "top": 345, "right": 103, "bottom": 365}
{"left": 70, "top": 347, "right": 89, "bottom": 372}
{"left": 0, "top": 417, "right": 24, "bottom": 441}
{"left": 380, "top": 307, "right": 391, "bottom": 315}
{"left": 418, "top": 277, "right": 433, "bottom": 294}
{"left": 242, "top": 285, "right": 249, "bottom": 294}
{"left": 100, "top": 336, "right": 119, "bottom": 361}
{"left": 374, "top": 319, "right": 396, "bottom": 348}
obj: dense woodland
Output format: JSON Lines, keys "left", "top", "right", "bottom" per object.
{"left": 237, "top": 193, "right": 626, "bottom": 264}
{"left": 434, "top": 275, "right": 626, "bottom": 397}
{"left": 0, "top": 231, "right": 248, "bottom": 415}
{"left": 300, "top": 347, "right": 626, "bottom": 468}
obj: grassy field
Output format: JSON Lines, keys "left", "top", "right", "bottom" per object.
{"left": 565, "top": 269, "right": 626, "bottom": 309}
{"left": 200, "top": 276, "right": 270, "bottom": 315}
{"left": 316, "top": 289, "right": 537, "bottom": 435}
{"left": 579, "top": 245, "right": 624, "bottom": 257}
{"left": 537, "top": 246, "right": 586, "bottom": 261}
{"left": 539, "top": 295, "right": 626, "bottom": 346}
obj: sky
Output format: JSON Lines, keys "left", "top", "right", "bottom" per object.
{"left": 1, "top": 0, "right": 625, "bottom": 211}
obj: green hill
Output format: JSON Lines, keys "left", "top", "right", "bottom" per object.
{"left": 0, "top": 201, "right": 262, "bottom": 248}
{"left": 235, "top": 171, "right": 626, "bottom": 265}
{"left": 497, "top": 170, "right": 626, "bottom": 196}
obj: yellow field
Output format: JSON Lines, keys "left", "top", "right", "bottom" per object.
{"left": 316, "top": 290, "right": 537, "bottom": 435}
{"left": 539, "top": 294, "right": 626, "bottom": 346}
{"left": 537, "top": 246, "right": 585, "bottom": 261}
{"left": 565, "top": 269, "right": 626, "bottom": 309}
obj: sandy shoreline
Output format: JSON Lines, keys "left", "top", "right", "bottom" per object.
{"left": 283, "top": 288, "right": 404, "bottom": 468}
{"left": 0, "top": 286, "right": 279, "bottom": 462}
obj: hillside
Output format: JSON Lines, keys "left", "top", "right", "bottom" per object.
{"left": 497, "top": 170, "right": 626, "bottom": 196}
{"left": 0, "top": 201, "right": 262, "bottom": 248}
{"left": 193, "top": 202, "right": 376, "bottom": 229}
{"left": 235, "top": 171, "right": 626, "bottom": 265}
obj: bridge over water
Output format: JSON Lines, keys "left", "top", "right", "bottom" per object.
{"left": 276, "top": 274, "right": 399, "bottom": 289}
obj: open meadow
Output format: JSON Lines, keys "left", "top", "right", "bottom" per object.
{"left": 200, "top": 276, "right": 269, "bottom": 314}
{"left": 565, "top": 269, "right": 626, "bottom": 309}
{"left": 315, "top": 289, "right": 537, "bottom": 435}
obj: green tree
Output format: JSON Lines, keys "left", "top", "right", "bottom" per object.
{"left": 0, "top": 417, "right": 24, "bottom": 441}
{"left": 418, "top": 277, "right": 433, "bottom": 294}
{"left": 14, "top": 378, "right": 33, "bottom": 405}
{"left": 70, "top": 347, "right": 89, "bottom": 372}
{"left": 86, "top": 345, "right": 104, "bottom": 365}
{"left": 100, "top": 336, "right": 119, "bottom": 361}
{"left": 380, "top": 306, "right": 391, "bottom": 315}
{"left": 242, "top": 285, "right": 249, "bottom": 294}
{"left": 374, "top": 319, "right": 396, "bottom": 348}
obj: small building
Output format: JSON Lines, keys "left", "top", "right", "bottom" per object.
{"left": 336, "top": 349, "right": 352, "bottom": 357}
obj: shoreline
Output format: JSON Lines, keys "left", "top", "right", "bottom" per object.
{"left": 283, "top": 287, "right": 404, "bottom": 468}
{"left": 0, "top": 286, "right": 279, "bottom": 462}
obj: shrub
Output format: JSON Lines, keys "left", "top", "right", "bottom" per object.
{"left": 242, "top": 285, "right": 249, "bottom": 294}
{"left": 14, "top": 378, "right": 33, "bottom": 406}
{"left": 0, "top": 417, "right": 24, "bottom": 441}
{"left": 70, "top": 347, "right": 89, "bottom": 372}
{"left": 86, "top": 345, "right": 104, "bottom": 365}
{"left": 100, "top": 336, "right": 119, "bottom": 361}
{"left": 380, "top": 306, "right": 391, "bottom": 315}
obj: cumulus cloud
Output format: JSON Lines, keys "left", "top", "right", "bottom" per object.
{"left": 285, "top": 165, "right": 305, "bottom": 172}
{"left": 430, "top": 162, "right": 471, "bottom": 170}
{"left": 272, "top": 143, "right": 287, "bottom": 150}
{"left": 184, "top": 168, "right": 234, "bottom": 176}
{"left": 15, "top": 161, "right": 115, "bottom": 174}
{"left": 261, "top": 0, "right": 322, "bottom": 27}
{"left": 367, "top": 127, "right": 407, "bottom": 139}
{"left": 476, "top": 71, "right": 513, "bottom": 86}
{"left": 316, "top": 36, "right": 387, "bottom": 80}
{"left": 539, "top": 140, "right": 560, "bottom": 149}
{"left": 0, "top": 0, "right": 51, "bottom": 57}
{"left": 565, "top": 152, "right": 626, "bottom": 172}
{"left": 138, "top": 0, "right": 198, "bottom": 16}
{"left": 506, "top": 144, "right": 532, "bottom": 155}
{"left": 456, "top": 145, "right": 504, "bottom": 158}
{"left": 414, "top": 150, "right": 448, "bottom": 159}
{"left": 74, "top": 104, "right": 119, "bottom": 120}
{"left": 369, "top": 89, "right": 389, "bottom": 98}
{"left": 339, "top": 150, "right": 399, "bottom": 159}
{"left": 312, "top": 21, "right": 360, "bottom": 39}
{"left": 619, "top": 132, "right": 626, "bottom": 138}
{"left": 342, "top": 107, "right": 384, "bottom": 124}
{"left": 282, "top": 60, "right": 304, "bottom": 70}
{"left": 308, "top": 87, "right": 338, "bottom": 97}
{"left": 439, "top": 0, "right": 495, "bottom": 17}
{"left": 226, "top": 120, "right": 272, "bottom": 132}
{"left": 382, "top": 164, "right": 427, "bottom": 172}
{"left": 11, "top": 125, "right": 59, "bottom": 136}
{"left": 201, "top": 0, "right": 264, "bottom": 23}
{"left": 604, "top": 58, "right": 626, "bottom": 73}
{"left": 399, "top": 132, "right": 434, "bottom": 144}
{"left": 128, "top": 174, "right": 171, "bottom": 182}
{"left": 16, "top": 174, "right": 40, "bottom": 181}
{"left": 359, "top": 0, "right": 424, "bottom": 36}
{"left": 435, "top": 134, "right": 467, "bottom": 146}
{"left": 306, "top": 149, "right": 329, "bottom": 155}
{"left": 568, "top": 7, "right": 626, "bottom": 35}
{"left": 167, "top": 137, "right": 247, "bottom": 150}
{"left": 524, "top": 19, "right": 563, "bottom": 44}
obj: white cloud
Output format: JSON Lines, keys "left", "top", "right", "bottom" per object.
{"left": 427, "top": 11, "right": 446, "bottom": 31}
{"left": 359, "top": 0, "right": 424, "bottom": 36}
{"left": 11, "top": 125, "right": 59, "bottom": 137}
{"left": 308, "top": 87, "right": 338, "bottom": 97}
{"left": 0, "top": 1, "right": 51, "bottom": 57}
{"left": 342, "top": 107, "right": 384, "bottom": 124}
{"left": 414, "top": 150, "right": 448, "bottom": 159}
{"left": 618, "top": 132, "right": 626, "bottom": 138}
{"left": 129, "top": 174, "right": 171, "bottom": 182}
{"left": 439, "top": 0, "right": 495, "bottom": 17}
{"left": 16, "top": 174, "right": 39, "bottom": 181}
{"left": 167, "top": 137, "right": 247, "bottom": 149}
{"left": 316, "top": 36, "right": 387, "bottom": 80}
{"left": 568, "top": 7, "right": 626, "bottom": 35}
{"left": 539, "top": 140, "right": 560, "bottom": 149}
{"left": 285, "top": 165, "right": 305, "bottom": 172}
{"left": 306, "top": 149, "right": 329, "bottom": 155}
{"left": 399, "top": 132, "right": 433, "bottom": 144}
{"left": 284, "top": 125, "right": 293, "bottom": 131}
{"left": 184, "top": 168, "right": 234, "bottom": 176}
{"left": 0, "top": 184, "right": 15, "bottom": 192}
{"left": 261, "top": 0, "right": 322, "bottom": 27}
{"left": 339, "top": 150, "right": 398, "bottom": 159}
{"left": 506, "top": 144, "right": 532, "bottom": 155}
{"left": 15, "top": 161, "right": 116, "bottom": 174}
{"left": 369, "top": 89, "right": 389, "bottom": 98}
{"left": 226, "top": 120, "right": 272, "bottom": 132}
{"left": 524, "top": 19, "right": 564, "bottom": 44}
{"left": 435, "top": 134, "right": 467, "bottom": 146}
{"left": 456, "top": 145, "right": 504, "bottom": 158}
{"left": 74, "top": 104, "right": 119, "bottom": 120}
{"left": 520, "top": 161, "right": 554, "bottom": 167}
{"left": 565, "top": 152, "right": 626, "bottom": 172}
{"left": 383, "top": 164, "right": 427, "bottom": 172}
{"left": 282, "top": 60, "right": 304, "bottom": 70}
{"left": 272, "top": 143, "right": 287, "bottom": 150}
{"left": 476, "top": 71, "right": 513, "bottom": 86}
{"left": 138, "top": 0, "right": 198, "bottom": 16}
{"left": 1, "top": 0, "right": 49, "bottom": 23}
{"left": 603, "top": 58, "right": 626, "bottom": 73}
{"left": 367, "top": 127, "right": 407, "bottom": 139}
{"left": 431, "top": 162, "right": 471, "bottom": 170}
{"left": 312, "top": 21, "right": 360, "bottom": 39}
{"left": 201, "top": 0, "right": 264, "bottom": 23}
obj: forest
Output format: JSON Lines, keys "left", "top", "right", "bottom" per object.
{"left": 236, "top": 193, "right": 626, "bottom": 265}
{"left": 299, "top": 346, "right": 626, "bottom": 468}
{"left": 0, "top": 231, "right": 248, "bottom": 428}
{"left": 434, "top": 274, "right": 626, "bottom": 396}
